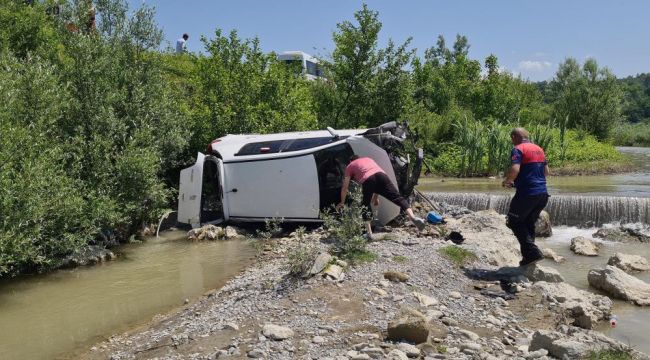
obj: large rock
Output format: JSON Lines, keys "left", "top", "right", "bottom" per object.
{"left": 308, "top": 252, "right": 333, "bottom": 276}
{"left": 523, "top": 264, "right": 565, "bottom": 283}
{"left": 588, "top": 265, "right": 650, "bottom": 306}
{"left": 387, "top": 308, "right": 444, "bottom": 344}
{"left": 607, "top": 252, "right": 650, "bottom": 272}
{"left": 323, "top": 264, "right": 344, "bottom": 281}
{"left": 534, "top": 282, "right": 612, "bottom": 329}
{"left": 535, "top": 210, "right": 552, "bottom": 237}
{"left": 529, "top": 328, "right": 646, "bottom": 360}
{"left": 261, "top": 324, "right": 294, "bottom": 340}
{"left": 445, "top": 210, "right": 521, "bottom": 267}
{"left": 594, "top": 225, "right": 650, "bottom": 243}
{"left": 529, "top": 330, "right": 594, "bottom": 359}
{"left": 570, "top": 236, "right": 599, "bottom": 256}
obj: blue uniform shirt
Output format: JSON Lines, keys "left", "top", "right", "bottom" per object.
{"left": 511, "top": 140, "right": 548, "bottom": 196}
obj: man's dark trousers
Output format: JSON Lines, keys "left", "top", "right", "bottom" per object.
{"left": 506, "top": 192, "right": 549, "bottom": 261}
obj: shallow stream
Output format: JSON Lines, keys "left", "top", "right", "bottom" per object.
{"left": 538, "top": 227, "right": 650, "bottom": 354}
{"left": 0, "top": 231, "right": 255, "bottom": 360}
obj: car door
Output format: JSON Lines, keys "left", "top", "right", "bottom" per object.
{"left": 346, "top": 137, "right": 401, "bottom": 225}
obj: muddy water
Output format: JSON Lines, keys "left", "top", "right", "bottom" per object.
{"left": 418, "top": 146, "right": 650, "bottom": 197}
{"left": 537, "top": 227, "right": 650, "bottom": 354}
{"left": 0, "top": 231, "right": 255, "bottom": 360}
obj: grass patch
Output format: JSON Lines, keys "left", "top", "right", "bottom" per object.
{"left": 438, "top": 245, "right": 477, "bottom": 267}
{"left": 552, "top": 159, "right": 634, "bottom": 176}
{"left": 393, "top": 255, "right": 408, "bottom": 263}
{"left": 588, "top": 349, "right": 634, "bottom": 360}
{"left": 345, "top": 250, "right": 377, "bottom": 265}
{"left": 436, "top": 345, "right": 447, "bottom": 354}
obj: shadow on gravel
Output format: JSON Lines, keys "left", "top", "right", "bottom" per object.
{"left": 463, "top": 266, "right": 529, "bottom": 299}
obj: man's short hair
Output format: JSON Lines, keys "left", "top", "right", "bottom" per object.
{"left": 182, "top": 33, "right": 189, "bottom": 40}
{"left": 510, "top": 127, "right": 530, "bottom": 140}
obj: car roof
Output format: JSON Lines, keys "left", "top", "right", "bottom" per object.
{"left": 209, "top": 129, "right": 367, "bottom": 161}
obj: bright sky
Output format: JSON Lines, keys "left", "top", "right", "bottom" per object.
{"left": 133, "top": 0, "right": 650, "bottom": 81}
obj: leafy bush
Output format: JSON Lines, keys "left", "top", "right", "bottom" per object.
{"left": 612, "top": 122, "right": 650, "bottom": 147}
{"left": 0, "top": 0, "right": 187, "bottom": 277}
{"left": 322, "top": 187, "right": 368, "bottom": 257}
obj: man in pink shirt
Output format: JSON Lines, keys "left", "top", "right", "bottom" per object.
{"left": 337, "top": 155, "right": 426, "bottom": 237}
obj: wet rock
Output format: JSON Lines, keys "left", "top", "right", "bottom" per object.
{"left": 541, "top": 248, "right": 565, "bottom": 263}
{"left": 534, "top": 281, "right": 612, "bottom": 329}
{"left": 188, "top": 224, "right": 224, "bottom": 241}
{"left": 386, "top": 308, "right": 430, "bottom": 344}
{"left": 323, "top": 264, "right": 344, "bottom": 281}
{"left": 588, "top": 265, "right": 650, "bottom": 306}
{"left": 308, "top": 252, "right": 333, "bottom": 276}
{"left": 607, "top": 252, "right": 650, "bottom": 272}
{"left": 522, "top": 264, "right": 565, "bottom": 283}
{"left": 62, "top": 245, "right": 116, "bottom": 268}
{"left": 384, "top": 271, "right": 410, "bottom": 282}
{"left": 224, "top": 226, "right": 240, "bottom": 239}
{"left": 262, "top": 324, "right": 294, "bottom": 340}
{"left": 593, "top": 225, "right": 650, "bottom": 243}
{"left": 570, "top": 236, "right": 599, "bottom": 256}
{"left": 413, "top": 292, "right": 439, "bottom": 307}
{"left": 534, "top": 210, "right": 552, "bottom": 237}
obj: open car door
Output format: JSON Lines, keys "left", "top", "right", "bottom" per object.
{"left": 178, "top": 153, "right": 205, "bottom": 228}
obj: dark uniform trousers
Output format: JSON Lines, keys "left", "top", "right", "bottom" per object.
{"left": 506, "top": 192, "right": 549, "bottom": 261}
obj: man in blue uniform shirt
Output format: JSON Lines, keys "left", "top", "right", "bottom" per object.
{"left": 502, "top": 128, "right": 550, "bottom": 266}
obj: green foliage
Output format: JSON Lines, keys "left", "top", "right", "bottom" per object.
{"left": 287, "top": 227, "right": 318, "bottom": 276}
{"left": 345, "top": 250, "right": 377, "bottom": 265}
{"left": 315, "top": 4, "right": 414, "bottom": 128}
{"left": 322, "top": 187, "right": 368, "bottom": 256}
{"left": 619, "top": 73, "right": 650, "bottom": 124}
{"left": 547, "top": 58, "right": 623, "bottom": 140}
{"left": 588, "top": 348, "right": 633, "bottom": 360}
{"left": 0, "top": 0, "right": 187, "bottom": 277}
{"left": 438, "top": 245, "right": 477, "bottom": 267}
{"left": 612, "top": 122, "right": 650, "bottom": 147}
{"left": 393, "top": 255, "right": 408, "bottom": 263}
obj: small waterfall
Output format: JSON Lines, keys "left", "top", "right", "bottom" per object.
{"left": 428, "top": 192, "right": 650, "bottom": 226}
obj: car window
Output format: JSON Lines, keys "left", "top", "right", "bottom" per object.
{"left": 235, "top": 136, "right": 349, "bottom": 156}
{"left": 235, "top": 141, "right": 285, "bottom": 156}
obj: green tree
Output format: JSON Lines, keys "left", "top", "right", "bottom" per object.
{"left": 188, "top": 29, "right": 317, "bottom": 152}
{"left": 316, "top": 4, "right": 413, "bottom": 128}
{"left": 547, "top": 58, "right": 622, "bottom": 140}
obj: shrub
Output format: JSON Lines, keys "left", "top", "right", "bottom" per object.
{"left": 322, "top": 187, "right": 368, "bottom": 257}
{"left": 612, "top": 122, "right": 650, "bottom": 147}
{"left": 588, "top": 349, "right": 633, "bottom": 360}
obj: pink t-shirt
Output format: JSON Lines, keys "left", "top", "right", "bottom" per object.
{"left": 345, "top": 157, "right": 384, "bottom": 184}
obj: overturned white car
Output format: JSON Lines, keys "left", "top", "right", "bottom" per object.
{"left": 177, "top": 122, "right": 423, "bottom": 228}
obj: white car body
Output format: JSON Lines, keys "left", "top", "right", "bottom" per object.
{"left": 177, "top": 123, "right": 423, "bottom": 228}
{"left": 277, "top": 51, "right": 324, "bottom": 81}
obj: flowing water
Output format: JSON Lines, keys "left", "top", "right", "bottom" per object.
{"left": 0, "top": 231, "right": 255, "bottom": 360}
{"left": 537, "top": 227, "right": 650, "bottom": 354}
{"left": 418, "top": 147, "right": 650, "bottom": 353}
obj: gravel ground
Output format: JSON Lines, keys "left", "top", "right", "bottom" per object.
{"left": 80, "top": 210, "right": 647, "bottom": 360}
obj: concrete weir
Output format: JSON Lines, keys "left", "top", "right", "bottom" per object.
{"left": 427, "top": 192, "right": 650, "bottom": 226}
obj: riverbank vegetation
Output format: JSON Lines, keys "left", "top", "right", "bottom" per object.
{"left": 0, "top": 0, "right": 646, "bottom": 277}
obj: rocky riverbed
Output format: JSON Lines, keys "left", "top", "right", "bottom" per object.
{"left": 80, "top": 210, "right": 649, "bottom": 360}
